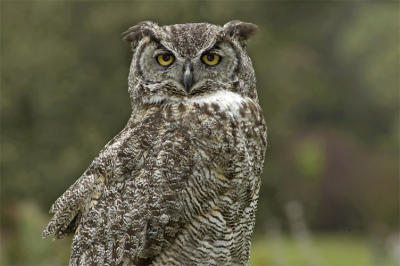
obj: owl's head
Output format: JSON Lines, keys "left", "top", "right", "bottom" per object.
{"left": 123, "top": 21, "right": 258, "bottom": 106}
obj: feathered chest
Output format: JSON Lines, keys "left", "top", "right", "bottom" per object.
{"left": 158, "top": 90, "right": 265, "bottom": 137}
{"left": 97, "top": 90, "right": 266, "bottom": 181}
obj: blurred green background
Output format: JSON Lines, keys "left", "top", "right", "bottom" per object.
{"left": 1, "top": 1, "right": 399, "bottom": 265}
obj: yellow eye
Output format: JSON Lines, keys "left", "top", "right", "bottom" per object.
{"left": 202, "top": 53, "right": 221, "bottom": 66}
{"left": 156, "top": 54, "right": 174, "bottom": 66}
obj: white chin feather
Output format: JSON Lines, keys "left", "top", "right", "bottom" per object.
{"left": 145, "top": 95, "right": 169, "bottom": 104}
{"left": 144, "top": 90, "right": 251, "bottom": 118}
{"left": 188, "top": 90, "right": 248, "bottom": 116}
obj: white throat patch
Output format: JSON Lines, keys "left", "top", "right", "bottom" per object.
{"left": 188, "top": 90, "right": 247, "bottom": 116}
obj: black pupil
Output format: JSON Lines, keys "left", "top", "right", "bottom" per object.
{"left": 207, "top": 54, "right": 215, "bottom": 61}
{"left": 162, "top": 54, "right": 170, "bottom": 61}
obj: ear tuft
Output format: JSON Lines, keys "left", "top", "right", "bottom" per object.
{"left": 122, "top": 21, "right": 159, "bottom": 44}
{"left": 223, "top": 20, "right": 258, "bottom": 41}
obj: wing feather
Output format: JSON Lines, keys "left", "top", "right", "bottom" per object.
{"left": 42, "top": 173, "right": 104, "bottom": 238}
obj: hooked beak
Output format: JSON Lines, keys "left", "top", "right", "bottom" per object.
{"left": 183, "top": 59, "right": 193, "bottom": 93}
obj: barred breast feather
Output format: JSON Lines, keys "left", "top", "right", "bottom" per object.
{"left": 43, "top": 89, "right": 266, "bottom": 265}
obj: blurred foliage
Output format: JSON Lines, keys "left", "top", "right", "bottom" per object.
{"left": 251, "top": 234, "right": 399, "bottom": 266}
{"left": 1, "top": 1, "right": 399, "bottom": 265}
{"left": 1, "top": 202, "right": 71, "bottom": 265}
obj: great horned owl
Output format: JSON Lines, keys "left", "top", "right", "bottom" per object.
{"left": 43, "top": 21, "right": 267, "bottom": 265}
